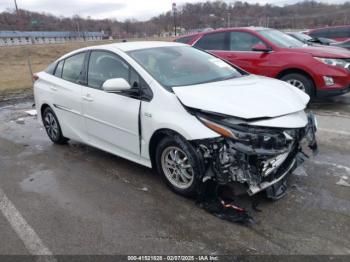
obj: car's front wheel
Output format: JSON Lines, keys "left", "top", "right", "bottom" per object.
{"left": 42, "top": 107, "right": 68, "bottom": 144}
{"left": 155, "top": 135, "right": 203, "bottom": 197}
{"left": 281, "top": 73, "right": 315, "bottom": 97}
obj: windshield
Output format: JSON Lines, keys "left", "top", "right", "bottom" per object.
{"left": 128, "top": 46, "right": 242, "bottom": 88}
{"left": 259, "top": 29, "right": 304, "bottom": 48}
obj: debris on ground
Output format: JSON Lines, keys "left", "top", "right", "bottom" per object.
{"left": 25, "top": 109, "right": 37, "bottom": 116}
{"left": 16, "top": 118, "right": 25, "bottom": 124}
{"left": 140, "top": 187, "right": 149, "bottom": 192}
{"left": 197, "top": 181, "right": 254, "bottom": 225}
{"left": 336, "top": 176, "right": 350, "bottom": 187}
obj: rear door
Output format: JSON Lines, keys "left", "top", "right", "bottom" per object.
{"left": 50, "top": 52, "right": 87, "bottom": 142}
{"left": 82, "top": 50, "right": 141, "bottom": 161}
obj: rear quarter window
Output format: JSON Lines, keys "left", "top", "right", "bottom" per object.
{"left": 54, "top": 60, "right": 64, "bottom": 78}
{"left": 194, "top": 32, "right": 227, "bottom": 50}
{"left": 45, "top": 62, "right": 56, "bottom": 75}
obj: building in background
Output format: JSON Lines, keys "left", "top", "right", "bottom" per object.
{"left": 0, "top": 31, "right": 105, "bottom": 46}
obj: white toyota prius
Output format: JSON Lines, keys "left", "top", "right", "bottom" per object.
{"left": 34, "top": 41, "right": 317, "bottom": 199}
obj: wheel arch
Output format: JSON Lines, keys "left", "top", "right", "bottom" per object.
{"left": 148, "top": 128, "right": 188, "bottom": 169}
{"left": 40, "top": 103, "right": 51, "bottom": 119}
{"left": 276, "top": 68, "right": 316, "bottom": 95}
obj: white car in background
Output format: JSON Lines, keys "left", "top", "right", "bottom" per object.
{"left": 34, "top": 41, "right": 317, "bottom": 199}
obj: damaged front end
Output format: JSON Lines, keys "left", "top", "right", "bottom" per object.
{"left": 192, "top": 110, "right": 318, "bottom": 200}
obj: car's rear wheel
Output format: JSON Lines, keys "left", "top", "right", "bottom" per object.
{"left": 155, "top": 135, "right": 202, "bottom": 197}
{"left": 42, "top": 107, "right": 68, "bottom": 144}
{"left": 281, "top": 73, "right": 314, "bottom": 97}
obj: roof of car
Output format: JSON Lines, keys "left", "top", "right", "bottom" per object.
{"left": 215, "top": 26, "right": 267, "bottom": 32}
{"left": 58, "top": 41, "right": 187, "bottom": 61}
{"left": 93, "top": 41, "right": 186, "bottom": 52}
{"left": 186, "top": 26, "right": 269, "bottom": 36}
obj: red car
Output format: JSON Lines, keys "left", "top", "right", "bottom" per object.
{"left": 307, "top": 25, "right": 350, "bottom": 42}
{"left": 175, "top": 27, "right": 350, "bottom": 97}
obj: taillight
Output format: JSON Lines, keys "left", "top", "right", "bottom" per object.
{"left": 32, "top": 74, "right": 39, "bottom": 82}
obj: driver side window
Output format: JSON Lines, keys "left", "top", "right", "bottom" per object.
{"left": 87, "top": 51, "right": 129, "bottom": 89}
{"left": 229, "top": 32, "right": 263, "bottom": 51}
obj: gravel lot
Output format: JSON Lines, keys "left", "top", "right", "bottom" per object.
{"left": 0, "top": 94, "right": 349, "bottom": 256}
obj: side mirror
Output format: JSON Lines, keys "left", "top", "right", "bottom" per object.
{"left": 102, "top": 78, "right": 131, "bottom": 92}
{"left": 252, "top": 43, "right": 272, "bottom": 52}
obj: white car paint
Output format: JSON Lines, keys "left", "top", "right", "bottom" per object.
{"left": 34, "top": 41, "right": 310, "bottom": 169}
{"left": 173, "top": 74, "right": 309, "bottom": 120}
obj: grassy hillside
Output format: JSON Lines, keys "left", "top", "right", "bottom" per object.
{"left": 0, "top": 38, "right": 171, "bottom": 94}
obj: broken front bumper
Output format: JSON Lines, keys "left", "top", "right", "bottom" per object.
{"left": 194, "top": 112, "right": 318, "bottom": 199}
{"left": 247, "top": 158, "right": 296, "bottom": 197}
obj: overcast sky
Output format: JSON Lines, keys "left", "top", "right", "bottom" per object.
{"left": 0, "top": 0, "right": 346, "bottom": 21}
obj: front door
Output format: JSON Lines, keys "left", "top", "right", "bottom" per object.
{"left": 223, "top": 31, "right": 272, "bottom": 76}
{"left": 82, "top": 50, "right": 141, "bottom": 161}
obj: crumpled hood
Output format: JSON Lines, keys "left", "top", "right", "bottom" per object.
{"left": 173, "top": 75, "right": 309, "bottom": 119}
{"left": 286, "top": 46, "right": 350, "bottom": 58}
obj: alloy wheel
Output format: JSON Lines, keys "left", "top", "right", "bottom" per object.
{"left": 286, "top": 79, "right": 306, "bottom": 92}
{"left": 44, "top": 112, "right": 59, "bottom": 141}
{"left": 161, "top": 146, "right": 194, "bottom": 189}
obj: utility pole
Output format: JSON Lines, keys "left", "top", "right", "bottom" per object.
{"left": 14, "top": 1, "right": 32, "bottom": 84}
{"left": 172, "top": 3, "right": 177, "bottom": 36}
{"left": 14, "top": 0, "right": 19, "bottom": 14}
{"left": 14, "top": 0, "right": 23, "bottom": 30}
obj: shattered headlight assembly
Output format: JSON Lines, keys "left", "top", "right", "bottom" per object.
{"left": 198, "top": 116, "right": 250, "bottom": 141}
{"left": 314, "top": 57, "right": 349, "bottom": 69}
{"left": 198, "top": 116, "right": 295, "bottom": 153}
{"left": 199, "top": 117, "right": 238, "bottom": 139}
{"left": 198, "top": 116, "right": 277, "bottom": 145}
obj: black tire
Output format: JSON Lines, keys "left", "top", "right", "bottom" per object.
{"left": 280, "top": 73, "right": 315, "bottom": 97}
{"left": 42, "top": 107, "right": 68, "bottom": 144}
{"left": 155, "top": 134, "right": 203, "bottom": 197}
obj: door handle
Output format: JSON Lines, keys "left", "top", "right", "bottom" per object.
{"left": 82, "top": 95, "right": 94, "bottom": 102}
{"left": 50, "top": 86, "right": 58, "bottom": 91}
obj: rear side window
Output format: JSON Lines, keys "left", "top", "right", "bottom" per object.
{"left": 194, "top": 32, "right": 227, "bottom": 50}
{"left": 87, "top": 51, "right": 129, "bottom": 89}
{"left": 45, "top": 62, "right": 56, "bottom": 75}
{"left": 175, "top": 35, "right": 195, "bottom": 44}
{"left": 229, "top": 32, "right": 263, "bottom": 51}
{"left": 54, "top": 60, "right": 64, "bottom": 78}
{"left": 62, "top": 52, "right": 85, "bottom": 84}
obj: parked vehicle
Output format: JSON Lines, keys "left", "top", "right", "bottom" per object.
{"left": 316, "top": 37, "right": 338, "bottom": 45}
{"left": 331, "top": 39, "right": 350, "bottom": 50}
{"left": 177, "top": 27, "right": 350, "bottom": 97}
{"left": 34, "top": 42, "right": 317, "bottom": 199}
{"left": 307, "top": 25, "right": 350, "bottom": 42}
{"left": 286, "top": 32, "right": 336, "bottom": 46}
